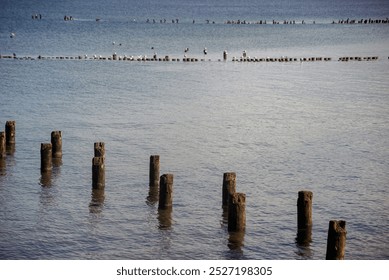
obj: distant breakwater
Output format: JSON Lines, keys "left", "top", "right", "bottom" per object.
{"left": 0, "top": 53, "right": 385, "bottom": 63}
{"left": 28, "top": 14, "right": 389, "bottom": 25}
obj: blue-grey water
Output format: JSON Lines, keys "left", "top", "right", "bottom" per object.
{"left": 0, "top": 0, "right": 388, "bottom": 259}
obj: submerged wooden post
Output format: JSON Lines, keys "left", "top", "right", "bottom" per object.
{"left": 228, "top": 192, "right": 246, "bottom": 232}
{"left": 5, "top": 121, "right": 15, "bottom": 145}
{"left": 149, "top": 155, "right": 160, "bottom": 187}
{"left": 92, "top": 156, "right": 105, "bottom": 189}
{"left": 0, "top": 132, "right": 5, "bottom": 158}
{"left": 159, "top": 174, "right": 173, "bottom": 209}
{"left": 51, "top": 131, "right": 62, "bottom": 158}
{"left": 94, "top": 142, "right": 105, "bottom": 157}
{"left": 222, "top": 172, "right": 236, "bottom": 207}
{"left": 326, "top": 220, "right": 347, "bottom": 260}
{"left": 297, "top": 191, "right": 313, "bottom": 230}
{"left": 40, "top": 143, "right": 52, "bottom": 172}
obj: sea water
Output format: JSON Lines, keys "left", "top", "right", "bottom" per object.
{"left": 0, "top": 0, "right": 388, "bottom": 259}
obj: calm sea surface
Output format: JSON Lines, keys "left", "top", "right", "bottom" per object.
{"left": 0, "top": 0, "right": 388, "bottom": 259}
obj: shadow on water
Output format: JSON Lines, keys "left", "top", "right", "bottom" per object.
{"left": 295, "top": 227, "right": 313, "bottom": 259}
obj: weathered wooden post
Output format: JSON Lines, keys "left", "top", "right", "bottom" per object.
{"left": 92, "top": 156, "right": 105, "bottom": 189}
{"left": 158, "top": 174, "right": 173, "bottom": 209}
{"left": 149, "top": 155, "right": 160, "bottom": 187}
{"left": 297, "top": 190, "right": 313, "bottom": 229}
{"left": 5, "top": 121, "right": 15, "bottom": 146}
{"left": 94, "top": 142, "right": 105, "bottom": 157}
{"left": 40, "top": 143, "right": 52, "bottom": 172}
{"left": 0, "top": 132, "right": 5, "bottom": 158}
{"left": 297, "top": 191, "right": 313, "bottom": 245}
{"left": 326, "top": 220, "right": 347, "bottom": 260}
{"left": 223, "top": 172, "right": 236, "bottom": 207}
{"left": 228, "top": 192, "right": 246, "bottom": 232}
{"left": 51, "top": 131, "right": 62, "bottom": 158}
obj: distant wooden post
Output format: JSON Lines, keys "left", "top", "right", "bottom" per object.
{"left": 149, "top": 155, "right": 160, "bottom": 187}
{"left": 0, "top": 132, "right": 5, "bottom": 158}
{"left": 5, "top": 121, "right": 15, "bottom": 145}
{"left": 326, "top": 220, "right": 347, "bottom": 260}
{"left": 228, "top": 192, "right": 246, "bottom": 232}
{"left": 94, "top": 142, "right": 105, "bottom": 157}
{"left": 159, "top": 174, "right": 173, "bottom": 209}
{"left": 40, "top": 143, "right": 52, "bottom": 172}
{"left": 297, "top": 191, "right": 313, "bottom": 230}
{"left": 222, "top": 172, "right": 236, "bottom": 207}
{"left": 223, "top": 50, "right": 228, "bottom": 61}
{"left": 51, "top": 131, "right": 62, "bottom": 158}
{"left": 92, "top": 156, "right": 105, "bottom": 189}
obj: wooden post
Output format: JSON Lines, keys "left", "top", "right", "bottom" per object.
{"left": 297, "top": 191, "right": 313, "bottom": 230}
{"left": 158, "top": 174, "right": 173, "bottom": 209}
{"left": 92, "top": 156, "right": 105, "bottom": 189}
{"left": 51, "top": 131, "right": 62, "bottom": 158}
{"left": 149, "top": 155, "right": 160, "bottom": 187}
{"left": 326, "top": 220, "right": 347, "bottom": 260}
{"left": 40, "top": 143, "right": 52, "bottom": 172}
{"left": 222, "top": 172, "right": 236, "bottom": 207}
{"left": 94, "top": 142, "right": 105, "bottom": 157}
{"left": 0, "top": 132, "right": 5, "bottom": 158}
{"left": 223, "top": 50, "right": 228, "bottom": 61}
{"left": 5, "top": 121, "right": 15, "bottom": 145}
{"left": 228, "top": 192, "right": 246, "bottom": 232}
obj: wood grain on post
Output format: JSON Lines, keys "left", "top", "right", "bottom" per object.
{"left": 326, "top": 220, "right": 347, "bottom": 260}
{"left": 40, "top": 143, "right": 52, "bottom": 172}
{"left": 223, "top": 172, "right": 236, "bottom": 207}
{"left": 149, "top": 155, "right": 160, "bottom": 188}
{"left": 5, "top": 121, "right": 15, "bottom": 145}
{"left": 0, "top": 132, "right": 5, "bottom": 158}
{"left": 297, "top": 190, "right": 313, "bottom": 230}
{"left": 92, "top": 156, "right": 105, "bottom": 189}
{"left": 94, "top": 142, "right": 105, "bottom": 157}
{"left": 158, "top": 174, "right": 173, "bottom": 210}
{"left": 51, "top": 131, "right": 62, "bottom": 158}
{"left": 228, "top": 192, "right": 246, "bottom": 232}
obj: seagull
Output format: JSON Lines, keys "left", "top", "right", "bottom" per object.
{"left": 184, "top": 47, "right": 189, "bottom": 53}
{"left": 203, "top": 47, "right": 207, "bottom": 55}
{"left": 10, "top": 32, "right": 15, "bottom": 38}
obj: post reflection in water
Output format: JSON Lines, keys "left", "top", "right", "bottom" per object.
{"left": 40, "top": 171, "right": 52, "bottom": 187}
{"left": 89, "top": 188, "right": 105, "bottom": 214}
{"left": 157, "top": 208, "right": 172, "bottom": 230}
{"left": 221, "top": 207, "right": 245, "bottom": 258}
{"left": 0, "top": 158, "right": 6, "bottom": 176}
{"left": 146, "top": 185, "right": 159, "bottom": 206}
{"left": 295, "top": 226, "right": 313, "bottom": 258}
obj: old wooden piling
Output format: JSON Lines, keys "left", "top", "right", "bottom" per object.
{"left": 94, "top": 142, "right": 105, "bottom": 157}
{"left": 158, "top": 174, "right": 173, "bottom": 209}
{"left": 223, "top": 50, "right": 228, "bottom": 61}
{"left": 222, "top": 172, "right": 236, "bottom": 207}
{"left": 297, "top": 190, "right": 313, "bottom": 230}
{"left": 51, "top": 131, "right": 62, "bottom": 158}
{"left": 326, "top": 220, "right": 347, "bottom": 260}
{"left": 5, "top": 121, "right": 15, "bottom": 145}
{"left": 40, "top": 143, "right": 52, "bottom": 172}
{"left": 149, "top": 155, "right": 160, "bottom": 188}
{"left": 228, "top": 192, "right": 246, "bottom": 232}
{"left": 0, "top": 132, "right": 5, "bottom": 158}
{"left": 92, "top": 156, "right": 105, "bottom": 189}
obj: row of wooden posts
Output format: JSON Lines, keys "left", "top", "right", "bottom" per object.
{"left": 1, "top": 120, "right": 347, "bottom": 259}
